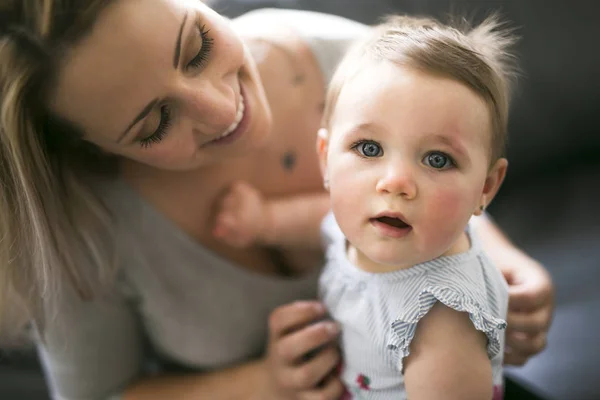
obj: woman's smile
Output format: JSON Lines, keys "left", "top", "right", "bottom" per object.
{"left": 201, "top": 83, "right": 250, "bottom": 147}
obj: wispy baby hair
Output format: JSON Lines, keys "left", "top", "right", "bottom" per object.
{"left": 322, "top": 13, "right": 520, "bottom": 164}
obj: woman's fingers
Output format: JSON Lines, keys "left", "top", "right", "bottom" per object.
{"left": 276, "top": 321, "right": 340, "bottom": 363}
{"left": 505, "top": 306, "right": 549, "bottom": 367}
{"left": 285, "top": 345, "right": 341, "bottom": 390}
{"left": 508, "top": 276, "right": 553, "bottom": 313}
{"left": 266, "top": 301, "right": 344, "bottom": 397}
{"left": 267, "top": 301, "right": 342, "bottom": 395}
{"left": 299, "top": 375, "right": 345, "bottom": 400}
{"left": 504, "top": 330, "right": 547, "bottom": 365}
{"left": 507, "top": 307, "right": 551, "bottom": 335}
{"left": 503, "top": 350, "right": 529, "bottom": 367}
{"left": 269, "top": 301, "right": 327, "bottom": 339}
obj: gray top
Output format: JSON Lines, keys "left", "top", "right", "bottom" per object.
{"left": 319, "top": 213, "right": 509, "bottom": 400}
{"left": 36, "top": 9, "right": 368, "bottom": 400}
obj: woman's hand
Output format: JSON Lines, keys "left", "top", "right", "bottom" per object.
{"left": 472, "top": 214, "right": 555, "bottom": 366}
{"left": 496, "top": 248, "right": 554, "bottom": 365}
{"left": 213, "top": 181, "right": 269, "bottom": 248}
{"left": 262, "top": 301, "right": 344, "bottom": 400}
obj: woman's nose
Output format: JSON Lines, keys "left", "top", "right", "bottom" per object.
{"left": 180, "top": 72, "right": 238, "bottom": 135}
{"left": 376, "top": 164, "right": 418, "bottom": 199}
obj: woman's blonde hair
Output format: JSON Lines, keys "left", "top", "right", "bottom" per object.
{"left": 323, "top": 14, "right": 519, "bottom": 164}
{"left": 0, "top": 0, "right": 115, "bottom": 340}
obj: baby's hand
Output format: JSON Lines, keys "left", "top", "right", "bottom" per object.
{"left": 213, "top": 181, "right": 269, "bottom": 248}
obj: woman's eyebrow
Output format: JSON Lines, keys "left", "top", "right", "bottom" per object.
{"left": 118, "top": 99, "right": 158, "bottom": 143}
{"left": 117, "top": 12, "right": 189, "bottom": 144}
{"left": 173, "top": 12, "right": 189, "bottom": 68}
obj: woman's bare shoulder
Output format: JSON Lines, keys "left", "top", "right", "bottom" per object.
{"left": 231, "top": 8, "right": 367, "bottom": 41}
{"left": 232, "top": 9, "right": 368, "bottom": 85}
{"left": 232, "top": 9, "right": 319, "bottom": 68}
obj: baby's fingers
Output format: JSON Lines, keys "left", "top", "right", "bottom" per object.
{"left": 222, "top": 189, "right": 242, "bottom": 212}
{"left": 231, "top": 180, "right": 256, "bottom": 196}
{"left": 213, "top": 214, "right": 238, "bottom": 240}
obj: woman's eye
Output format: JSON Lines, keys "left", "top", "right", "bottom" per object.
{"left": 187, "top": 24, "right": 214, "bottom": 70}
{"left": 355, "top": 141, "right": 383, "bottom": 158}
{"left": 423, "top": 151, "right": 455, "bottom": 169}
{"left": 139, "top": 105, "right": 172, "bottom": 148}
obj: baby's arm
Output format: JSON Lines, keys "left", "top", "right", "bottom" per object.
{"left": 403, "top": 303, "right": 493, "bottom": 400}
{"left": 213, "top": 181, "right": 329, "bottom": 250}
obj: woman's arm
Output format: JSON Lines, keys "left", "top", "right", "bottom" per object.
{"left": 123, "top": 361, "right": 268, "bottom": 400}
{"left": 39, "top": 282, "right": 341, "bottom": 400}
{"left": 125, "top": 301, "right": 342, "bottom": 400}
{"left": 38, "top": 282, "right": 273, "bottom": 400}
{"left": 471, "top": 214, "right": 554, "bottom": 365}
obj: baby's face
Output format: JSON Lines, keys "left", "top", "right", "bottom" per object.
{"left": 325, "top": 62, "right": 496, "bottom": 269}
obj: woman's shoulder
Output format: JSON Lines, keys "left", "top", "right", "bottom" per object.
{"left": 232, "top": 9, "right": 369, "bottom": 83}
{"left": 232, "top": 8, "right": 368, "bottom": 37}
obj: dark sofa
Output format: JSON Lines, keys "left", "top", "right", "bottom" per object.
{"left": 1, "top": 1, "right": 598, "bottom": 399}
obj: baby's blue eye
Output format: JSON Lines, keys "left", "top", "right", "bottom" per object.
{"left": 424, "top": 152, "right": 454, "bottom": 169}
{"left": 357, "top": 141, "right": 383, "bottom": 158}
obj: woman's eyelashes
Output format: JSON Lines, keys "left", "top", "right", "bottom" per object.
{"left": 140, "top": 105, "right": 172, "bottom": 149}
{"left": 138, "top": 24, "right": 214, "bottom": 149}
{"left": 186, "top": 24, "right": 214, "bottom": 70}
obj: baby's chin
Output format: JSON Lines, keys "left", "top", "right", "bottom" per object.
{"left": 349, "top": 248, "right": 410, "bottom": 273}
{"left": 356, "top": 245, "right": 449, "bottom": 272}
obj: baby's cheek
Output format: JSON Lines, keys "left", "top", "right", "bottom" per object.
{"left": 424, "top": 188, "right": 473, "bottom": 239}
{"left": 329, "top": 169, "right": 364, "bottom": 212}
{"left": 330, "top": 188, "right": 364, "bottom": 241}
{"left": 429, "top": 191, "right": 465, "bottom": 217}
{"left": 330, "top": 191, "right": 359, "bottom": 225}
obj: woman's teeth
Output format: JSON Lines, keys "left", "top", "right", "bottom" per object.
{"left": 219, "top": 95, "right": 245, "bottom": 138}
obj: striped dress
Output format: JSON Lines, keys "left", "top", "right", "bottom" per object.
{"left": 319, "top": 213, "right": 509, "bottom": 400}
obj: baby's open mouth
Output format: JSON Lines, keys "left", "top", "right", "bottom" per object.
{"left": 373, "top": 216, "right": 411, "bottom": 229}
{"left": 370, "top": 214, "right": 412, "bottom": 238}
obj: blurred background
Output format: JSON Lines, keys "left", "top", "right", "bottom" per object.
{"left": 2, "top": 0, "right": 599, "bottom": 399}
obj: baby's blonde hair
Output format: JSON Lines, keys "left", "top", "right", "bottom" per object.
{"left": 322, "top": 14, "right": 519, "bottom": 164}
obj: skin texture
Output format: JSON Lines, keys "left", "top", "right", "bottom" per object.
{"left": 45, "top": 0, "right": 552, "bottom": 398}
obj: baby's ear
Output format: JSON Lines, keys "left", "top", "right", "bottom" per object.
{"left": 475, "top": 158, "right": 508, "bottom": 216}
{"left": 316, "top": 128, "right": 330, "bottom": 185}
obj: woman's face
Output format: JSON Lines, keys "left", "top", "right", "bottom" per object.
{"left": 50, "top": 0, "right": 272, "bottom": 171}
